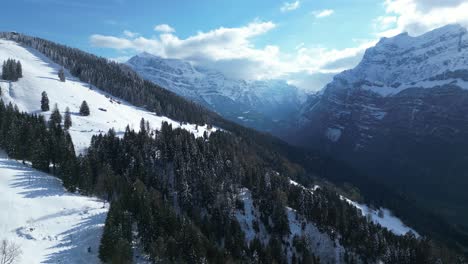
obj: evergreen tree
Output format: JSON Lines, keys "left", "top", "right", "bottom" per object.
{"left": 41, "top": 91, "right": 49, "bottom": 111}
{"left": 79, "top": 100, "right": 90, "bottom": 116}
{"left": 16, "top": 60, "right": 22, "bottom": 78}
{"left": 49, "top": 104, "right": 62, "bottom": 129}
{"left": 58, "top": 67, "right": 65, "bottom": 82}
{"left": 64, "top": 107, "right": 72, "bottom": 130}
{"left": 2, "top": 59, "right": 22, "bottom": 81}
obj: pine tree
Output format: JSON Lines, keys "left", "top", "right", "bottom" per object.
{"left": 1, "top": 61, "right": 6, "bottom": 80}
{"left": 41, "top": 91, "right": 49, "bottom": 111}
{"left": 1, "top": 59, "right": 22, "bottom": 81}
{"left": 79, "top": 100, "right": 90, "bottom": 116}
{"left": 16, "top": 61, "right": 22, "bottom": 78}
{"left": 49, "top": 104, "right": 62, "bottom": 129}
{"left": 58, "top": 67, "right": 65, "bottom": 82}
{"left": 64, "top": 107, "right": 72, "bottom": 130}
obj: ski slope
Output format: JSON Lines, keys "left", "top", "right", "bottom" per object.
{"left": 0, "top": 39, "right": 215, "bottom": 153}
{"left": 0, "top": 150, "right": 108, "bottom": 264}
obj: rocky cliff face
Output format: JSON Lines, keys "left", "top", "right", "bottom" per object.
{"left": 127, "top": 53, "right": 306, "bottom": 134}
{"left": 295, "top": 24, "right": 468, "bottom": 228}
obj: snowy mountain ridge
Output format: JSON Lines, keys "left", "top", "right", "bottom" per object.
{"left": 126, "top": 52, "right": 307, "bottom": 133}
{"left": 333, "top": 24, "right": 468, "bottom": 96}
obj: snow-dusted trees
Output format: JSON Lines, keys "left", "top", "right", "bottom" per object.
{"left": 1, "top": 59, "right": 22, "bottom": 81}
{"left": 64, "top": 107, "right": 72, "bottom": 130}
{"left": 49, "top": 104, "right": 62, "bottom": 129}
{"left": 0, "top": 239, "right": 22, "bottom": 264}
{"left": 79, "top": 100, "right": 90, "bottom": 116}
{"left": 58, "top": 67, "right": 65, "bottom": 82}
{"left": 99, "top": 202, "right": 132, "bottom": 264}
{"left": 40, "top": 91, "right": 49, "bottom": 111}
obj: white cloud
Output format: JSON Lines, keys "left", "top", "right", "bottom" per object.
{"left": 90, "top": 21, "right": 373, "bottom": 91}
{"left": 123, "top": 30, "right": 138, "bottom": 38}
{"left": 380, "top": 0, "right": 468, "bottom": 37}
{"left": 313, "top": 9, "right": 334, "bottom": 18}
{"left": 154, "top": 24, "right": 175, "bottom": 33}
{"left": 373, "top": 16, "right": 397, "bottom": 31}
{"left": 108, "top": 56, "right": 131, "bottom": 62}
{"left": 280, "top": 1, "right": 300, "bottom": 12}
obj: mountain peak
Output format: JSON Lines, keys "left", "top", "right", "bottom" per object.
{"left": 136, "top": 51, "right": 158, "bottom": 58}
{"left": 334, "top": 24, "right": 468, "bottom": 89}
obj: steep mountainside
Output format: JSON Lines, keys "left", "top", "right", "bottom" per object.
{"left": 294, "top": 24, "right": 468, "bottom": 245}
{"left": 0, "top": 32, "right": 463, "bottom": 263}
{"left": 127, "top": 53, "right": 306, "bottom": 134}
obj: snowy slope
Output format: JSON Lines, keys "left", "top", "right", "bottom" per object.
{"left": 0, "top": 150, "right": 108, "bottom": 264}
{"left": 234, "top": 188, "right": 346, "bottom": 264}
{"left": 289, "top": 179, "right": 417, "bottom": 237}
{"left": 0, "top": 39, "right": 215, "bottom": 153}
{"left": 342, "top": 197, "right": 418, "bottom": 236}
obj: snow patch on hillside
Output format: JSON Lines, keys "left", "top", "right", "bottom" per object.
{"left": 0, "top": 39, "right": 215, "bottom": 153}
{"left": 362, "top": 78, "right": 468, "bottom": 97}
{"left": 234, "top": 188, "right": 345, "bottom": 264}
{"left": 342, "top": 197, "right": 418, "bottom": 237}
{"left": 326, "top": 127, "right": 342, "bottom": 142}
{"left": 0, "top": 150, "right": 108, "bottom": 264}
{"left": 288, "top": 179, "right": 417, "bottom": 237}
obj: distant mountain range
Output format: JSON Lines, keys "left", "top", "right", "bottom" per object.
{"left": 293, "top": 24, "right": 468, "bottom": 236}
{"left": 127, "top": 52, "right": 307, "bottom": 135}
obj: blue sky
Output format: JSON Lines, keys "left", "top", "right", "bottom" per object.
{"left": 2, "top": 0, "right": 468, "bottom": 90}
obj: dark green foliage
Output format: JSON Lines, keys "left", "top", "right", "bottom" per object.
{"left": 58, "top": 67, "right": 65, "bottom": 82}
{"left": 79, "top": 100, "right": 90, "bottom": 116}
{"left": 41, "top": 91, "right": 49, "bottom": 111}
{"left": 0, "top": 97, "right": 462, "bottom": 262}
{"left": 76, "top": 123, "right": 461, "bottom": 263}
{"left": 2, "top": 58, "right": 22, "bottom": 81}
{"left": 99, "top": 202, "right": 132, "bottom": 264}
{"left": 64, "top": 107, "right": 72, "bottom": 130}
{"left": 49, "top": 104, "right": 62, "bottom": 129}
{"left": 0, "top": 32, "right": 464, "bottom": 262}
{"left": 0, "top": 100, "right": 76, "bottom": 183}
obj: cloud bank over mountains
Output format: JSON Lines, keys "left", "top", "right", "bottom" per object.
{"left": 91, "top": 0, "right": 468, "bottom": 92}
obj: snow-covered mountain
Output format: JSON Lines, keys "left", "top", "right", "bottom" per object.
{"left": 294, "top": 24, "right": 468, "bottom": 229}
{"left": 0, "top": 39, "right": 214, "bottom": 153}
{"left": 126, "top": 53, "right": 307, "bottom": 134}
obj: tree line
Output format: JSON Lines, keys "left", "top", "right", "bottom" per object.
{"left": 2, "top": 59, "right": 22, "bottom": 81}
{"left": 0, "top": 98, "right": 462, "bottom": 262}
{"left": 0, "top": 32, "right": 465, "bottom": 263}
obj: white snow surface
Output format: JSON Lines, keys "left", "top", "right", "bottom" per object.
{"left": 0, "top": 150, "right": 108, "bottom": 264}
{"left": 342, "top": 197, "right": 418, "bottom": 237}
{"left": 326, "top": 127, "right": 342, "bottom": 142}
{"left": 234, "top": 188, "right": 345, "bottom": 264}
{"left": 289, "top": 179, "right": 417, "bottom": 237}
{"left": 328, "top": 24, "right": 468, "bottom": 96}
{"left": 0, "top": 39, "right": 215, "bottom": 153}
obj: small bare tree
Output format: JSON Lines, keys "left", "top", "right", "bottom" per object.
{"left": 0, "top": 239, "right": 22, "bottom": 264}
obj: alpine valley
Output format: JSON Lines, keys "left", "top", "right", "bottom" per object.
{"left": 294, "top": 24, "right": 468, "bottom": 252}
{"left": 0, "top": 24, "right": 467, "bottom": 264}
{"left": 126, "top": 52, "right": 307, "bottom": 136}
